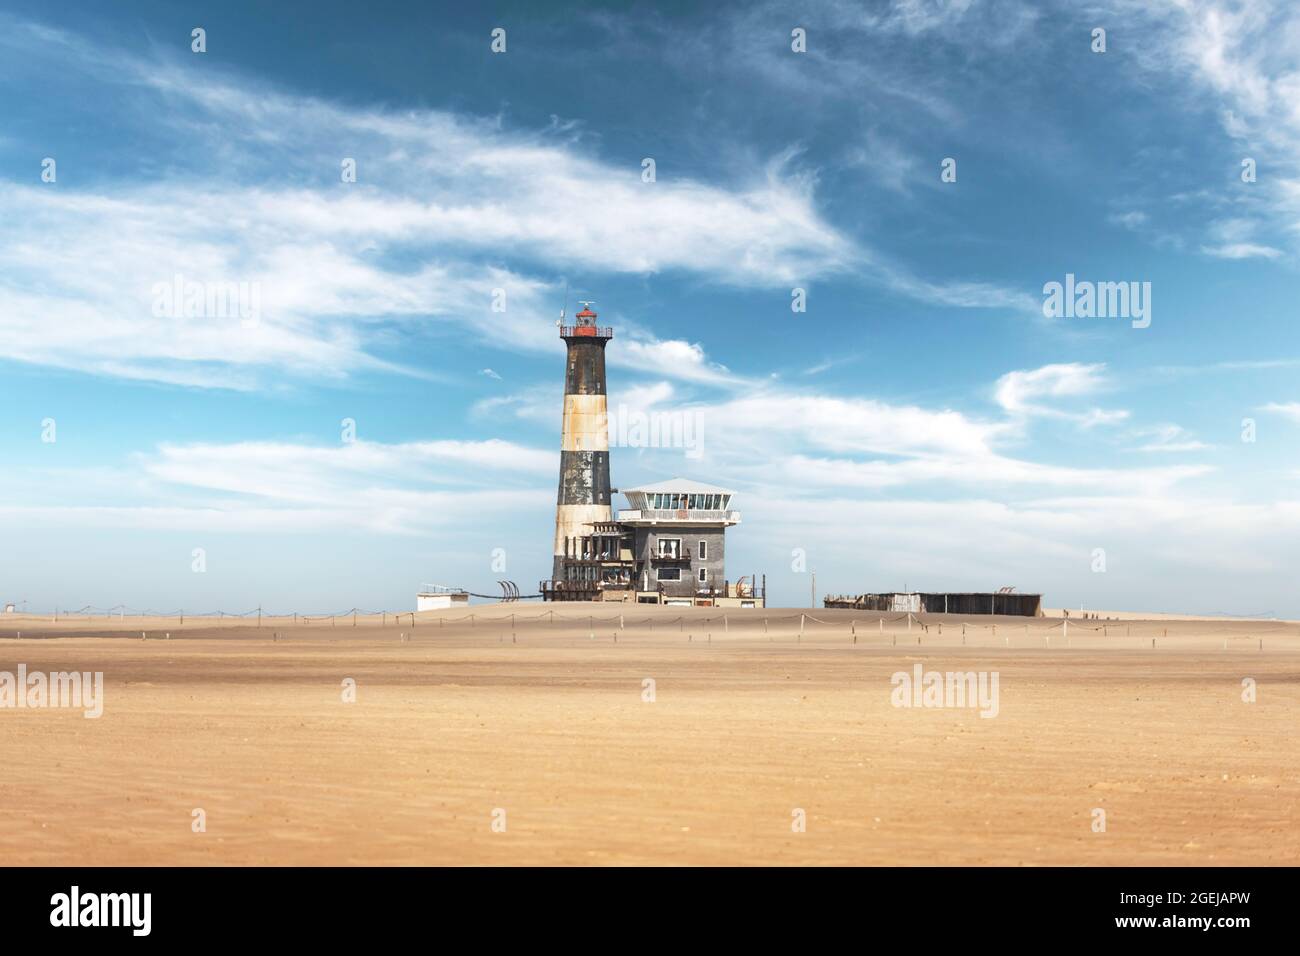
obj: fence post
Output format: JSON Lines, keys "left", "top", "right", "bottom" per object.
{"left": 799, "top": 614, "right": 804, "bottom": 643}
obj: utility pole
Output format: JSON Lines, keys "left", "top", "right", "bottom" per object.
{"left": 811, "top": 570, "right": 816, "bottom": 609}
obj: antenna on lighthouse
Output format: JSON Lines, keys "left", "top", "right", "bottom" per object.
{"left": 557, "top": 280, "right": 569, "bottom": 325}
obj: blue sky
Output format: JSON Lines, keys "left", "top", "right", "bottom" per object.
{"left": 2, "top": 0, "right": 1299, "bottom": 615}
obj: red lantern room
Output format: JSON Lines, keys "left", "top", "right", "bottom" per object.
{"left": 561, "top": 301, "right": 611, "bottom": 339}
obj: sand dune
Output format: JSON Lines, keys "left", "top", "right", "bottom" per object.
{"left": 1, "top": 604, "right": 1296, "bottom": 865}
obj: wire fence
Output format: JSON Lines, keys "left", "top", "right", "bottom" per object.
{"left": 7, "top": 606, "right": 1283, "bottom": 649}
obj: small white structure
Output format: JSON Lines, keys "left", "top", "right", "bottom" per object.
{"left": 416, "top": 585, "right": 469, "bottom": 612}
{"left": 3, "top": 603, "right": 14, "bottom": 614}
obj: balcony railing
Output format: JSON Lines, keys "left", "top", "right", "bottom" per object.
{"left": 560, "top": 326, "right": 613, "bottom": 339}
{"left": 650, "top": 549, "right": 692, "bottom": 563}
{"left": 617, "top": 509, "right": 741, "bottom": 524}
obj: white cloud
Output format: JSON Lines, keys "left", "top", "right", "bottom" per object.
{"left": 0, "top": 437, "right": 558, "bottom": 538}
{"left": 1129, "top": 424, "right": 1211, "bottom": 453}
{"left": 993, "top": 363, "right": 1126, "bottom": 426}
{"left": 616, "top": 339, "right": 741, "bottom": 386}
{"left": 1109, "top": 210, "right": 1149, "bottom": 230}
{"left": 773, "top": 453, "right": 1208, "bottom": 492}
{"left": 707, "top": 391, "right": 1008, "bottom": 459}
{"left": 1260, "top": 401, "right": 1300, "bottom": 423}
{"left": 618, "top": 375, "right": 1200, "bottom": 496}
{"left": 1122, "top": 0, "right": 1300, "bottom": 259}
{"left": 144, "top": 438, "right": 555, "bottom": 495}
{"left": 1200, "top": 242, "right": 1284, "bottom": 259}
{"left": 0, "top": 20, "right": 856, "bottom": 389}
{"left": 995, "top": 362, "right": 1105, "bottom": 412}
{"left": 747, "top": 490, "right": 1300, "bottom": 614}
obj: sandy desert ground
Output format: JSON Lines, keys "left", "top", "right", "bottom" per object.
{"left": 0, "top": 604, "right": 1296, "bottom": 866}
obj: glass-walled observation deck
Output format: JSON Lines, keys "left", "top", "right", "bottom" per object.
{"left": 616, "top": 481, "right": 740, "bottom": 526}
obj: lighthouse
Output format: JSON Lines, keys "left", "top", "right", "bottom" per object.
{"left": 552, "top": 302, "right": 614, "bottom": 584}
{"left": 540, "top": 300, "right": 762, "bottom": 606}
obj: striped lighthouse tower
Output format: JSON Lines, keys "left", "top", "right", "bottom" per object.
{"left": 552, "top": 301, "right": 613, "bottom": 583}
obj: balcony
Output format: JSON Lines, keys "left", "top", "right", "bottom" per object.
{"left": 650, "top": 548, "right": 692, "bottom": 564}
{"left": 560, "top": 325, "right": 613, "bottom": 339}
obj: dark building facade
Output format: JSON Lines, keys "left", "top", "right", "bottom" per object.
{"left": 824, "top": 591, "right": 1043, "bottom": 616}
{"left": 544, "top": 477, "right": 761, "bottom": 607}
{"left": 617, "top": 479, "right": 751, "bottom": 604}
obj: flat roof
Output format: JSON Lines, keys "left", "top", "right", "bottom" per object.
{"left": 620, "top": 477, "right": 734, "bottom": 495}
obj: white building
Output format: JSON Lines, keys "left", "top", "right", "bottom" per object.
{"left": 416, "top": 585, "right": 470, "bottom": 611}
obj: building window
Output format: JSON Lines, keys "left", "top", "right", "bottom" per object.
{"left": 657, "top": 568, "right": 681, "bottom": 581}
{"left": 698, "top": 540, "right": 707, "bottom": 560}
{"left": 657, "top": 537, "right": 681, "bottom": 558}
{"left": 698, "top": 568, "right": 707, "bottom": 583}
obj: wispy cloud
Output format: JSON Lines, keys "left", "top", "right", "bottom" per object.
{"left": 1129, "top": 424, "right": 1211, "bottom": 453}
{"left": 0, "top": 18, "right": 856, "bottom": 389}
{"left": 1119, "top": 0, "right": 1300, "bottom": 260}
{"left": 993, "top": 362, "right": 1127, "bottom": 426}
{"left": 1200, "top": 241, "right": 1283, "bottom": 259}
{"left": 1260, "top": 401, "right": 1300, "bottom": 423}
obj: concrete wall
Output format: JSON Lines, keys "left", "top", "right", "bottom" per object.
{"left": 416, "top": 592, "right": 470, "bottom": 611}
{"left": 630, "top": 525, "right": 727, "bottom": 598}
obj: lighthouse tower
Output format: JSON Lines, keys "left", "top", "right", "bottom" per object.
{"left": 552, "top": 302, "right": 614, "bottom": 584}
